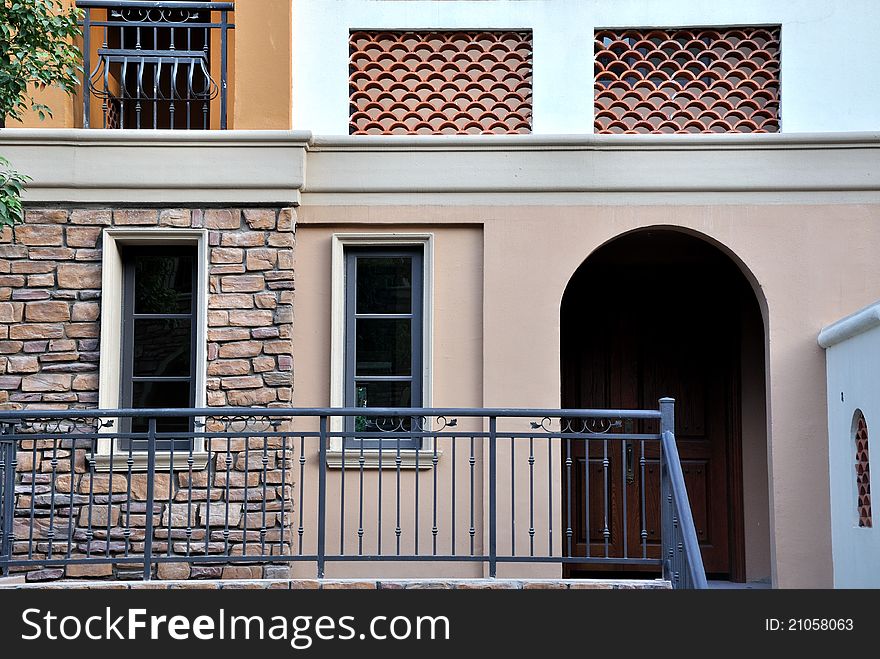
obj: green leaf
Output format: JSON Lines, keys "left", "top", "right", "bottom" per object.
{"left": 0, "top": 0, "right": 82, "bottom": 123}
{"left": 0, "top": 156, "right": 29, "bottom": 229}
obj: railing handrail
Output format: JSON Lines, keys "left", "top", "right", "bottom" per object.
{"left": 660, "top": 429, "right": 709, "bottom": 589}
{"left": 77, "top": 1, "right": 235, "bottom": 9}
{"left": 0, "top": 406, "right": 663, "bottom": 421}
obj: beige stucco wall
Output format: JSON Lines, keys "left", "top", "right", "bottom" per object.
{"left": 296, "top": 201, "right": 880, "bottom": 588}
{"left": 292, "top": 224, "right": 490, "bottom": 577}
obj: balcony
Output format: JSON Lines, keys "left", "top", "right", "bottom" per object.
{"left": 0, "top": 403, "right": 705, "bottom": 587}
{"left": 78, "top": 1, "right": 234, "bottom": 129}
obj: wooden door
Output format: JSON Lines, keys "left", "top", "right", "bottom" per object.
{"left": 562, "top": 265, "right": 740, "bottom": 577}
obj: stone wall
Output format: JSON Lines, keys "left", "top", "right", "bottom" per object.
{"left": 0, "top": 206, "right": 295, "bottom": 408}
{"left": 0, "top": 577, "right": 672, "bottom": 590}
{"left": 0, "top": 206, "right": 296, "bottom": 580}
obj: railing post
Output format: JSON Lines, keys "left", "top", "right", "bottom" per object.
{"left": 220, "top": 9, "right": 228, "bottom": 129}
{"left": 142, "top": 417, "right": 157, "bottom": 581}
{"left": 317, "top": 415, "right": 328, "bottom": 579}
{"left": 82, "top": 7, "right": 91, "bottom": 129}
{"left": 1, "top": 424, "right": 14, "bottom": 577}
{"left": 488, "top": 416, "right": 497, "bottom": 578}
{"left": 659, "top": 398, "right": 675, "bottom": 585}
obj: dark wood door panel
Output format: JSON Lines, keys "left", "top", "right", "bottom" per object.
{"left": 562, "top": 274, "right": 737, "bottom": 576}
{"left": 561, "top": 235, "right": 754, "bottom": 580}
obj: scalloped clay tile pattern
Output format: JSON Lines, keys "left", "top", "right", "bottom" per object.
{"left": 856, "top": 412, "right": 872, "bottom": 528}
{"left": 594, "top": 27, "right": 780, "bottom": 134}
{"left": 349, "top": 30, "right": 533, "bottom": 135}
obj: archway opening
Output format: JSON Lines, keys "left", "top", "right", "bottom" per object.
{"left": 560, "top": 228, "right": 769, "bottom": 582}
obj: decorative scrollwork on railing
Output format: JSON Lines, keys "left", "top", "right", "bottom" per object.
{"left": 530, "top": 417, "right": 623, "bottom": 434}
{"left": 80, "top": 2, "right": 230, "bottom": 129}
{"left": 110, "top": 8, "right": 202, "bottom": 24}
{"left": 202, "top": 415, "right": 287, "bottom": 434}
{"left": 355, "top": 415, "right": 458, "bottom": 433}
{"left": 86, "top": 55, "right": 219, "bottom": 105}
{"left": 9, "top": 416, "right": 114, "bottom": 435}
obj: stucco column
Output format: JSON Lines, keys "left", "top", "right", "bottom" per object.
{"left": 232, "top": 0, "right": 292, "bottom": 130}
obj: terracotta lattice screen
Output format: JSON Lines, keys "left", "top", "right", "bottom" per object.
{"left": 349, "top": 30, "right": 532, "bottom": 135}
{"left": 594, "top": 27, "right": 780, "bottom": 133}
{"left": 855, "top": 411, "right": 872, "bottom": 528}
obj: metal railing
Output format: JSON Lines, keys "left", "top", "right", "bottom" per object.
{"left": 0, "top": 401, "right": 706, "bottom": 588}
{"left": 78, "top": 1, "right": 234, "bottom": 129}
{"left": 659, "top": 401, "right": 709, "bottom": 589}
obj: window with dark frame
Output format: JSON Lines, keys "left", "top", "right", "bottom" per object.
{"left": 119, "top": 246, "right": 198, "bottom": 451}
{"left": 344, "top": 248, "right": 423, "bottom": 448}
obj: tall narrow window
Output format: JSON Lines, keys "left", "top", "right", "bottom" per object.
{"left": 344, "top": 248, "right": 423, "bottom": 447}
{"left": 854, "top": 410, "right": 872, "bottom": 528}
{"left": 120, "top": 246, "right": 198, "bottom": 450}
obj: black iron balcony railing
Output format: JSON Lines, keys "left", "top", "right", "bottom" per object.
{"left": 0, "top": 402, "right": 706, "bottom": 588}
{"left": 78, "top": 1, "right": 234, "bottom": 129}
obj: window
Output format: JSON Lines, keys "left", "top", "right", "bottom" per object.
{"left": 92, "top": 228, "right": 209, "bottom": 471}
{"left": 329, "top": 234, "right": 433, "bottom": 467}
{"left": 344, "top": 248, "right": 423, "bottom": 448}
{"left": 594, "top": 26, "right": 780, "bottom": 133}
{"left": 854, "top": 410, "right": 872, "bottom": 528}
{"left": 119, "top": 246, "right": 198, "bottom": 451}
{"left": 349, "top": 30, "right": 532, "bottom": 134}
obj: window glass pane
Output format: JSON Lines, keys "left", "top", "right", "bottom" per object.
{"left": 125, "top": 418, "right": 191, "bottom": 452}
{"left": 131, "top": 380, "right": 191, "bottom": 411}
{"left": 134, "top": 254, "right": 193, "bottom": 314}
{"left": 133, "top": 318, "right": 191, "bottom": 376}
{"left": 356, "top": 318, "right": 411, "bottom": 376}
{"left": 128, "top": 380, "right": 192, "bottom": 446}
{"left": 353, "top": 381, "right": 415, "bottom": 433}
{"left": 356, "top": 257, "right": 412, "bottom": 314}
{"left": 354, "top": 381, "right": 412, "bottom": 409}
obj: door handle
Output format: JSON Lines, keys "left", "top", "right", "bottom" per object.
{"left": 626, "top": 442, "right": 634, "bottom": 484}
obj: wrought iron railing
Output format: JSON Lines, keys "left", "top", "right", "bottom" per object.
{"left": 658, "top": 402, "right": 709, "bottom": 589}
{"left": 78, "top": 1, "right": 234, "bottom": 129}
{"left": 0, "top": 402, "right": 706, "bottom": 588}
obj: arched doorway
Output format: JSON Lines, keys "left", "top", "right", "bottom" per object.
{"left": 560, "top": 228, "right": 767, "bottom": 581}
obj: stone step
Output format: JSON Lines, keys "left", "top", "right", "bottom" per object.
{"left": 0, "top": 577, "right": 671, "bottom": 590}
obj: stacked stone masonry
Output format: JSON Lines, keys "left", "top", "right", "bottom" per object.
{"left": 0, "top": 207, "right": 296, "bottom": 580}
{"left": 1, "top": 577, "right": 672, "bottom": 589}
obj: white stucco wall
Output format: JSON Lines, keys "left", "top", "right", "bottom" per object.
{"left": 292, "top": 0, "right": 880, "bottom": 134}
{"left": 819, "top": 304, "right": 880, "bottom": 588}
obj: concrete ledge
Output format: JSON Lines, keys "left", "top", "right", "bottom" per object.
{"left": 0, "top": 577, "right": 671, "bottom": 590}
{"left": 305, "top": 132, "right": 880, "bottom": 195}
{"left": 818, "top": 301, "right": 880, "bottom": 348}
{"left": 310, "top": 131, "right": 880, "bottom": 151}
{"left": 4, "top": 129, "right": 879, "bottom": 206}
{"left": 0, "top": 129, "right": 311, "bottom": 205}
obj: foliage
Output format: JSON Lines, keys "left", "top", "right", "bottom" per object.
{"left": 0, "top": 155, "right": 30, "bottom": 227}
{"left": 0, "top": 0, "right": 83, "bottom": 126}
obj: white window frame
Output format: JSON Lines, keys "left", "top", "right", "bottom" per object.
{"left": 329, "top": 233, "right": 435, "bottom": 469}
{"left": 90, "top": 228, "right": 209, "bottom": 472}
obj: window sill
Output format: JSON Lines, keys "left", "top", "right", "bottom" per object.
{"left": 88, "top": 452, "right": 210, "bottom": 473}
{"left": 326, "top": 449, "right": 441, "bottom": 470}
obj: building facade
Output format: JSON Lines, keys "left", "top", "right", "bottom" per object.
{"left": 2, "top": 0, "right": 880, "bottom": 588}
